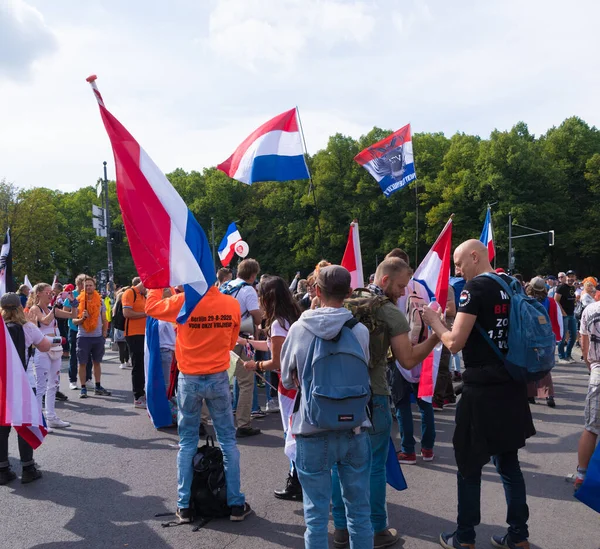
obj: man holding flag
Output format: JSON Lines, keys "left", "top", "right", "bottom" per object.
{"left": 332, "top": 257, "right": 440, "bottom": 549}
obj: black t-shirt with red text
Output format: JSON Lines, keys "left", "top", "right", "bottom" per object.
{"left": 458, "top": 273, "right": 512, "bottom": 369}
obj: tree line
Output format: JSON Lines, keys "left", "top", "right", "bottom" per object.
{"left": 1, "top": 116, "right": 599, "bottom": 287}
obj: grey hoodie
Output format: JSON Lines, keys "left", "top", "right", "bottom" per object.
{"left": 280, "top": 307, "right": 370, "bottom": 435}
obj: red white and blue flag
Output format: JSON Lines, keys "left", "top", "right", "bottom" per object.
{"left": 341, "top": 221, "right": 364, "bottom": 290}
{"left": 354, "top": 124, "right": 416, "bottom": 197}
{"left": 278, "top": 381, "right": 298, "bottom": 462}
{"left": 87, "top": 76, "right": 216, "bottom": 323}
{"left": 479, "top": 206, "right": 495, "bottom": 262}
{"left": 407, "top": 217, "right": 453, "bottom": 402}
{"left": 218, "top": 222, "right": 243, "bottom": 267}
{"left": 0, "top": 317, "right": 47, "bottom": 449}
{"left": 217, "top": 108, "right": 310, "bottom": 185}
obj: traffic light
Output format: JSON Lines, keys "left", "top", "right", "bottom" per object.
{"left": 549, "top": 230, "right": 555, "bottom": 246}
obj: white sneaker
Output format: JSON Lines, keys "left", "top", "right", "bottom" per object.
{"left": 134, "top": 396, "right": 147, "bottom": 409}
{"left": 126, "top": 361, "right": 132, "bottom": 367}
{"left": 46, "top": 426, "right": 54, "bottom": 434}
{"left": 47, "top": 418, "right": 71, "bottom": 429}
{"left": 69, "top": 382, "right": 77, "bottom": 390}
{"left": 266, "top": 400, "right": 279, "bottom": 413}
{"left": 119, "top": 363, "right": 128, "bottom": 369}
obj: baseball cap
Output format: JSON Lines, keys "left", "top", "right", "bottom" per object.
{"left": 545, "top": 275, "right": 557, "bottom": 281}
{"left": 64, "top": 284, "right": 75, "bottom": 292}
{"left": 529, "top": 277, "right": 546, "bottom": 293}
{"left": 566, "top": 270, "right": 576, "bottom": 276}
{"left": 0, "top": 292, "right": 21, "bottom": 309}
{"left": 316, "top": 265, "right": 351, "bottom": 297}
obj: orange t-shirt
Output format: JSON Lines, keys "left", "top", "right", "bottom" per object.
{"left": 122, "top": 286, "right": 147, "bottom": 336}
{"left": 145, "top": 287, "right": 240, "bottom": 375}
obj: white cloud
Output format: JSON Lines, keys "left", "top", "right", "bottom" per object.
{"left": 0, "top": 0, "right": 57, "bottom": 80}
{"left": 208, "top": 0, "right": 376, "bottom": 69}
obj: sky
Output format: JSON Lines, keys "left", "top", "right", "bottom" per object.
{"left": 1, "top": 0, "right": 599, "bottom": 192}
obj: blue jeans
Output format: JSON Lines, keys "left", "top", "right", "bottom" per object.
{"left": 177, "top": 371, "right": 245, "bottom": 509}
{"left": 296, "top": 430, "right": 373, "bottom": 549}
{"left": 558, "top": 315, "right": 577, "bottom": 359}
{"left": 332, "top": 394, "right": 392, "bottom": 533}
{"left": 456, "top": 451, "right": 529, "bottom": 544}
{"left": 395, "top": 389, "right": 435, "bottom": 454}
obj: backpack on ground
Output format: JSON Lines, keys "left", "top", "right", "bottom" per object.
{"left": 344, "top": 288, "right": 391, "bottom": 369}
{"left": 112, "top": 288, "right": 136, "bottom": 332}
{"left": 190, "top": 436, "right": 231, "bottom": 522}
{"left": 476, "top": 273, "right": 555, "bottom": 382}
{"left": 298, "top": 318, "right": 371, "bottom": 430}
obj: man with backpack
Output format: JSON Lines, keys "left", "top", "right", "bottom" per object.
{"left": 280, "top": 265, "right": 373, "bottom": 548}
{"left": 422, "top": 240, "right": 536, "bottom": 549}
{"left": 145, "top": 282, "right": 252, "bottom": 524}
{"left": 333, "top": 258, "right": 441, "bottom": 549}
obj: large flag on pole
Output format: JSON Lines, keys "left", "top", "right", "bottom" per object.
{"left": 341, "top": 220, "right": 364, "bottom": 290}
{"left": 354, "top": 123, "right": 416, "bottom": 197}
{"left": 479, "top": 206, "right": 495, "bottom": 262}
{"left": 0, "top": 229, "right": 14, "bottom": 296}
{"left": 86, "top": 75, "right": 216, "bottom": 323}
{"left": 217, "top": 108, "right": 310, "bottom": 185}
{"left": 218, "top": 222, "right": 243, "bottom": 267}
{"left": 0, "top": 316, "right": 47, "bottom": 449}
{"left": 411, "top": 217, "right": 453, "bottom": 402}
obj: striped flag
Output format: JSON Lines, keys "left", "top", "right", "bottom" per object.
{"left": 217, "top": 108, "right": 310, "bottom": 185}
{"left": 218, "top": 222, "right": 243, "bottom": 267}
{"left": 0, "top": 229, "right": 14, "bottom": 296}
{"left": 341, "top": 221, "right": 364, "bottom": 290}
{"left": 479, "top": 206, "right": 495, "bottom": 262}
{"left": 86, "top": 75, "right": 216, "bottom": 323}
{"left": 144, "top": 317, "right": 173, "bottom": 429}
{"left": 412, "top": 217, "right": 453, "bottom": 402}
{"left": 0, "top": 317, "right": 47, "bottom": 449}
{"left": 278, "top": 380, "right": 298, "bottom": 462}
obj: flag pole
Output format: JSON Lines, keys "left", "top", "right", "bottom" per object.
{"left": 295, "top": 106, "right": 324, "bottom": 257}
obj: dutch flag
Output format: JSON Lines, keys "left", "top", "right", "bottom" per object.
{"left": 218, "top": 222, "right": 243, "bottom": 267}
{"left": 479, "top": 206, "right": 495, "bottom": 262}
{"left": 87, "top": 76, "right": 216, "bottom": 323}
{"left": 217, "top": 108, "right": 310, "bottom": 185}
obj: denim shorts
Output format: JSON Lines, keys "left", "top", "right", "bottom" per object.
{"left": 77, "top": 336, "right": 105, "bottom": 365}
{"left": 584, "top": 368, "right": 600, "bottom": 435}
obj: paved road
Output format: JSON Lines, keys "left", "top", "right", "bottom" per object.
{"left": 1, "top": 350, "right": 598, "bottom": 549}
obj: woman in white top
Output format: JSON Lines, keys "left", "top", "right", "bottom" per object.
{"left": 241, "top": 276, "right": 303, "bottom": 502}
{"left": 27, "top": 283, "right": 77, "bottom": 429}
{"left": 0, "top": 292, "right": 56, "bottom": 484}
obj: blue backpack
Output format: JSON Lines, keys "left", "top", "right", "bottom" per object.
{"left": 219, "top": 280, "right": 249, "bottom": 297}
{"left": 476, "top": 273, "right": 555, "bottom": 382}
{"left": 299, "top": 318, "right": 371, "bottom": 430}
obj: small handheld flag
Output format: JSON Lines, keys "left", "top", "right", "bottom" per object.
{"left": 479, "top": 206, "right": 495, "bottom": 262}
{"left": 217, "top": 108, "right": 310, "bottom": 185}
{"left": 218, "top": 223, "right": 243, "bottom": 267}
{"left": 0, "top": 229, "right": 14, "bottom": 296}
{"left": 341, "top": 220, "right": 364, "bottom": 290}
{"left": 355, "top": 124, "right": 416, "bottom": 197}
{"left": 23, "top": 275, "right": 33, "bottom": 290}
{"left": 86, "top": 75, "right": 216, "bottom": 323}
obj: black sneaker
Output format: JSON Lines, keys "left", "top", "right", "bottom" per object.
{"left": 21, "top": 465, "right": 42, "bottom": 484}
{"left": 176, "top": 507, "right": 193, "bottom": 524}
{"left": 230, "top": 502, "right": 252, "bottom": 522}
{"left": 236, "top": 427, "right": 261, "bottom": 438}
{"left": 546, "top": 396, "right": 556, "bottom": 408}
{"left": 274, "top": 474, "right": 303, "bottom": 501}
{"left": 491, "top": 534, "right": 530, "bottom": 548}
{"left": 0, "top": 468, "right": 17, "bottom": 485}
{"left": 55, "top": 391, "right": 69, "bottom": 402}
{"left": 94, "top": 386, "right": 112, "bottom": 396}
{"left": 439, "top": 531, "right": 474, "bottom": 548}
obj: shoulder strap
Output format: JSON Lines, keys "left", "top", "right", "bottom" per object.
{"left": 474, "top": 321, "right": 505, "bottom": 362}
{"left": 479, "top": 272, "right": 514, "bottom": 296}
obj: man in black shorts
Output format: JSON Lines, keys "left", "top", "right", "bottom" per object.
{"left": 423, "top": 240, "right": 534, "bottom": 549}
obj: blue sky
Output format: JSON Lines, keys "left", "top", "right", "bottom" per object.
{"left": 1, "top": 0, "right": 599, "bottom": 192}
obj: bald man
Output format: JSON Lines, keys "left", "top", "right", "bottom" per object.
{"left": 422, "top": 240, "right": 534, "bottom": 549}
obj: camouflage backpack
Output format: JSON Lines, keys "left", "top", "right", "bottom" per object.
{"left": 344, "top": 289, "right": 391, "bottom": 367}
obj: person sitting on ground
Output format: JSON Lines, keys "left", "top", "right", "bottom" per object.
{"left": 145, "top": 281, "right": 252, "bottom": 524}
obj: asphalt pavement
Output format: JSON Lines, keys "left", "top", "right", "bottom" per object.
{"left": 1, "top": 349, "right": 598, "bottom": 549}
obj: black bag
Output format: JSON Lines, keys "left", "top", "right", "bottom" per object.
{"left": 190, "top": 436, "right": 231, "bottom": 521}
{"left": 113, "top": 288, "right": 136, "bottom": 332}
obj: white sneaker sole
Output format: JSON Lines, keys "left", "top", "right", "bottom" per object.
{"left": 421, "top": 456, "right": 434, "bottom": 462}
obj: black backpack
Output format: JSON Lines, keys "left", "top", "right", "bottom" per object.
{"left": 113, "top": 289, "right": 136, "bottom": 331}
{"left": 190, "top": 436, "right": 231, "bottom": 522}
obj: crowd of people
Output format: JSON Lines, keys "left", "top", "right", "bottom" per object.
{"left": 1, "top": 243, "right": 598, "bottom": 549}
